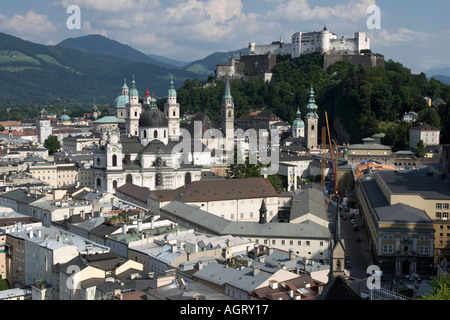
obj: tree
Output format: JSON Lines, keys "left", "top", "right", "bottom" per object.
{"left": 414, "top": 140, "right": 426, "bottom": 157}
{"left": 421, "top": 273, "right": 450, "bottom": 300}
{"left": 44, "top": 135, "right": 61, "bottom": 154}
{"left": 0, "top": 275, "right": 8, "bottom": 291}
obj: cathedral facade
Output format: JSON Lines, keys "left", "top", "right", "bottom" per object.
{"left": 92, "top": 77, "right": 221, "bottom": 193}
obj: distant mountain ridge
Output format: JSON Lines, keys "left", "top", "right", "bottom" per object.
{"left": 0, "top": 32, "right": 202, "bottom": 104}
{"left": 57, "top": 34, "right": 179, "bottom": 70}
{"left": 183, "top": 48, "right": 248, "bottom": 76}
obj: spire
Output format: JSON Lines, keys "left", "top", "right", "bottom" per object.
{"left": 168, "top": 75, "right": 176, "bottom": 97}
{"left": 222, "top": 77, "right": 233, "bottom": 102}
{"left": 259, "top": 199, "right": 267, "bottom": 224}
{"left": 306, "top": 87, "right": 318, "bottom": 118}
{"left": 129, "top": 75, "right": 138, "bottom": 97}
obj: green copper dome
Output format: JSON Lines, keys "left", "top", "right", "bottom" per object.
{"left": 292, "top": 108, "right": 304, "bottom": 128}
{"left": 129, "top": 78, "right": 139, "bottom": 97}
{"left": 306, "top": 87, "right": 319, "bottom": 118}
{"left": 114, "top": 94, "right": 129, "bottom": 109}
{"left": 168, "top": 77, "right": 176, "bottom": 97}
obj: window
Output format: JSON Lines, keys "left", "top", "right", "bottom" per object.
{"left": 305, "top": 241, "right": 310, "bottom": 246}
{"left": 419, "top": 246, "right": 429, "bottom": 254}
{"left": 436, "top": 212, "right": 442, "bottom": 219}
{"left": 298, "top": 241, "right": 301, "bottom": 245}
{"left": 272, "top": 240, "right": 276, "bottom": 245}
{"left": 444, "top": 204, "right": 449, "bottom": 210}
{"left": 154, "top": 130, "right": 158, "bottom": 138}
{"left": 436, "top": 203, "right": 443, "bottom": 209}
{"left": 383, "top": 245, "right": 393, "bottom": 253}
{"left": 112, "top": 155, "right": 117, "bottom": 167}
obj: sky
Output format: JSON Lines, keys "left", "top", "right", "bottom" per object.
{"left": 1, "top": 0, "right": 449, "bottom": 74}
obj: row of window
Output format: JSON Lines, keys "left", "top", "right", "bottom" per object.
{"left": 382, "top": 245, "right": 430, "bottom": 254}
{"left": 436, "top": 212, "right": 449, "bottom": 219}
{"left": 436, "top": 203, "right": 450, "bottom": 209}
{"left": 254, "top": 239, "right": 325, "bottom": 247}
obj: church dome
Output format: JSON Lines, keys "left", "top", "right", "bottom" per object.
{"left": 113, "top": 94, "right": 129, "bottom": 109}
{"left": 139, "top": 108, "right": 168, "bottom": 128}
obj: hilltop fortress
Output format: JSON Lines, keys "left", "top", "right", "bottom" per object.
{"left": 216, "top": 26, "right": 384, "bottom": 81}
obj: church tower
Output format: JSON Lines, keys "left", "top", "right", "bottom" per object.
{"left": 221, "top": 78, "right": 234, "bottom": 157}
{"left": 126, "top": 76, "right": 142, "bottom": 137}
{"left": 164, "top": 76, "right": 180, "bottom": 141}
{"left": 292, "top": 108, "right": 305, "bottom": 138}
{"left": 305, "top": 87, "right": 319, "bottom": 149}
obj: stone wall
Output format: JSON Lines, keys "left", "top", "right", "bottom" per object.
{"left": 323, "top": 53, "right": 385, "bottom": 71}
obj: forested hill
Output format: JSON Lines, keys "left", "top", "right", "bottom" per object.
{"left": 0, "top": 32, "right": 200, "bottom": 105}
{"left": 176, "top": 53, "right": 450, "bottom": 146}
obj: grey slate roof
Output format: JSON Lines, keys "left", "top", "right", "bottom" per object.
{"left": 290, "top": 187, "right": 328, "bottom": 223}
{"left": 161, "top": 201, "right": 331, "bottom": 240}
{"left": 375, "top": 203, "right": 432, "bottom": 223}
{"left": 376, "top": 170, "right": 450, "bottom": 199}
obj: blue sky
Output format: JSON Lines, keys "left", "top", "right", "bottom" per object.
{"left": 1, "top": 0, "right": 449, "bottom": 74}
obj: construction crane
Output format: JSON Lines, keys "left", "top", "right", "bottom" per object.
{"left": 321, "top": 126, "right": 327, "bottom": 192}
{"left": 325, "top": 111, "right": 338, "bottom": 196}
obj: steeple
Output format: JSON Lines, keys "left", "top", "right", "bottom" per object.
{"left": 259, "top": 199, "right": 267, "bottom": 224}
{"left": 168, "top": 75, "right": 176, "bottom": 97}
{"left": 306, "top": 87, "right": 318, "bottom": 118}
{"left": 222, "top": 77, "right": 233, "bottom": 103}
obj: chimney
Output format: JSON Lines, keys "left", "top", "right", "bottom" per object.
{"left": 254, "top": 245, "right": 259, "bottom": 258}
{"left": 269, "top": 280, "right": 278, "bottom": 289}
{"left": 252, "top": 266, "right": 260, "bottom": 276}
{"left": 29, "top": 231, "right": 33, "bottom": 239}
{"left": 122, "top": 223, "right": 126, "bottom": 235}
{"left": 150, "top": 216, "right": 155, "bottom": 229}
{"left": 289, "top": 249, "right": 294, "bottom": 261}
{"left": 137, "top": 219, "right": 142, "bottom": 232}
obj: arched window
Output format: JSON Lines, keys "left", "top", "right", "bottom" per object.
{"left": 134, "top": 111, "right": 138, "bottom": 117}
{"left": 164, "top": 130, "right": 167, "bottom": 138}
{"left": 96, "top": 178, "right": 101, "bottom": 188}
{"left": 156, "top": 173, "right": 163, "bottom": 187}
{"left": 228, "top": 110, "right": 232, "bottom": 118}
{"left": 113, "top": 180, "right": 117, "bottom": 189}
{"left": 143, "top": 130, "right": 147, "bottom": 139}
{"left": 311, "top": 125, "right": 315, "bottom": 131}
{"left": 97, "top": 158, "right": 100, "bottom": 166}
{"left": 126, "top": 174, "right": 132, "bottom": 184}
{"left": 173, "top": 110, "right": 176, "bottom": 117}
{"left": 185, "top": 172, "right": 191, "bottom": 184}
{"left": 112, "top": 155, "right": 117, "bottom": 167}
{"left": 154, "top": 130, "right": 158, "bottom": 138}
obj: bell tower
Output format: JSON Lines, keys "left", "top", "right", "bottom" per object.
{"left": 305, "top": 87, "right": 319, "bottom": 150}
{"left": 164, "top": 76, "right": 180, "bottom": 141}
{"left": 221, "top": 78, "right": 234, "bottom": 159}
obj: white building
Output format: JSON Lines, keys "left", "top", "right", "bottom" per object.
{"left": 249, "top": 26, "right": 370, "bottom": 58}
{"left": 409, "top": 123, "right": 440, "bottom": 149}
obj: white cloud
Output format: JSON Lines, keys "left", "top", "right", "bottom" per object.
{"left": 266, "top": 0, "right": 376, "bottom": 23}
{"left": 0, "top": 10, "right": 57, "bottom": 36}
{"left": 53, "top": 0, "right": 147, "bottom": 13}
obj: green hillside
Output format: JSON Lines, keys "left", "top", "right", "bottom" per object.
{"left": 176, "top": 53, "right": 450, "bottom": 146}
{"left": 0, "top": 32, "right": 204, "bottom": 105}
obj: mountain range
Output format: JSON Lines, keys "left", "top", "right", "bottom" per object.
{"left": 425, "top": 66, "right": 450, "bottom": 85}
{"left": 0, "top": 33, "right": 246, "bottom": 104}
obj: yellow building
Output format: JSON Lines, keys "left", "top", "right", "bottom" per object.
{"left": 357, "top": 169, "right": 449, "bottom": 273}
{"left": 29, "top": 162, "right": 79, "bottom": 188}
